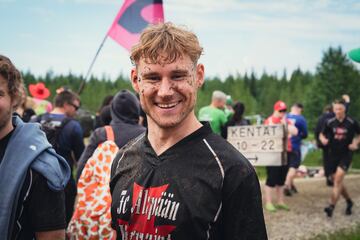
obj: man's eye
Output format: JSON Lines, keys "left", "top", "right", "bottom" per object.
{"left": 145, "top": 76, "right": 160, "bottom": 81}
{"left": 172, "top": 75, "right": 186, "bottom": 80}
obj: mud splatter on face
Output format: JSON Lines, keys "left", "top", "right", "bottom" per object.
{"left": 143, "top": 66, "right": 151, "bottom": 72}
{"left": 186, "top": 76, "right": 194, "bottom": 87}
{"left": 169, "top": 82, "right": 176, "bottom": 91}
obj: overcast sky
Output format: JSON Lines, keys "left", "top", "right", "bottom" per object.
{"left": 1, "top": 0, "right": 359, "bottom": 80}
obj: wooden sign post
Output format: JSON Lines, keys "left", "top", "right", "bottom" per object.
{"left": 227, "top": 124, "right": 287, "bottom": 166}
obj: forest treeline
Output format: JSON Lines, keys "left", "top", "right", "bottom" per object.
{"left": 22, "top": 47, "right": 360, "bottom": 130}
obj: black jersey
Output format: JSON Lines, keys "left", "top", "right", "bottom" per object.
{"left": 322, "top": 116, "right": 360, "bottom": 153}
{"left": 110, "top": 124, "right": 267, "bottom": 240}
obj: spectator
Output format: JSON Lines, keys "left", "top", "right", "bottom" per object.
{"left": 0, "top": 55, "right": 70, "bottom": 239}
{"left": 264, "top": 100, "right": 298, "bottom": 212}
{"left": 76, "top": 89, "right": 145, "bottom": 180}
{"left": 198, "top": 90, "right": 228, "bottom": 135}
{"left": 284, "top": 103, "right": 308, "bottom": 195}
{"left": 33, "top": 89, "right": 85, "bottom": 224}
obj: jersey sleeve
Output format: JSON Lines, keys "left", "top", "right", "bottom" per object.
{"left": 26, "top": 171, "right": 66, "bottom": 232}
{"left": 221, "top": 165, "right": 267, "bottom": 239}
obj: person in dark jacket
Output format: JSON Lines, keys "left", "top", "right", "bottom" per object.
{"left": 76, "top": 89, "right": 146, "bottom": 180}
{"left": 0, "top": 55, "right": 70, "bottom": 240}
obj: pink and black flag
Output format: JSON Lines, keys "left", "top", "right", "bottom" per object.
{"left": 108, "top": 0, "right": 164, "bottom": 51}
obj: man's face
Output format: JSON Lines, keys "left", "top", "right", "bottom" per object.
{"left": 0, "top": 76, "right": 14, "bottom": 136}
{"left": 64, "top": 99, "right": 80, "bottom": 118}
{"left": 275, "top": 109, "right": 287, "bottom": 118}
{"left": 333, "top": 103, "right": 346, "bottom": 120}
{"left": 132, "top": 55, "right": 204, "bottom": 129}
{"left": 215, "top": 99, "right": 226, "bottom": 109}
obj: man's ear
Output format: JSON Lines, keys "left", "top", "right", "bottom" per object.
{"left": 131, "top": 68, "right": 140, "bottom": 93}
{"left": 196, "top": 63, "right": 205, "bottom": 88}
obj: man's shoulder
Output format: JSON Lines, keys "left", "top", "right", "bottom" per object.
{"left": 203, "top": 133, "right": 253, "bottom": 170}
{"left": 345, "top": 116, "right": 358, "bottom": 125}
{"left": 327, "top": 117, "right": 337, "bottom": 125}
{"left": 112, "top": 133, "right": 146, "bottom": 162}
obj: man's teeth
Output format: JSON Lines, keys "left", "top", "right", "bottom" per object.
{"left": 158, "top": 102, "right": 178, "bottom": 108}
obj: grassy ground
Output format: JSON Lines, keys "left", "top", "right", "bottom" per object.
{"left": 309, "top": 224, "right": 360, "bottom": 240}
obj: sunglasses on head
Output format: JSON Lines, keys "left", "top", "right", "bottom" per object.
{"left": 279, "top": 109, "right": 287, "bottom": 113}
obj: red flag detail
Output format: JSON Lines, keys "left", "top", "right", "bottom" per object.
{"left": 108, "top": 0, "right": 164, "bottom": 51}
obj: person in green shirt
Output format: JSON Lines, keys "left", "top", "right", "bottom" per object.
{"left": 198, "top": 90, "right": 228, "bottom": 135}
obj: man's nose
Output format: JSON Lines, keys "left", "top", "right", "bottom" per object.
{"left": 157, "top": 78, "right": 174, "bottom": 97}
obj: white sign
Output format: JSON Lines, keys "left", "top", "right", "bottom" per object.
{"left": 227, "top": 124, "right": 287, "bottom": 166}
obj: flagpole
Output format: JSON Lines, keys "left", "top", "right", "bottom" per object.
{"left": 78, "top": 34, "right": 108, "bottom": 95}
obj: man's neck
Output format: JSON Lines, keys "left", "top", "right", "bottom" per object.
{"left": 337, "top": 115, "right": 346, "bottom": 122}
{"left": 0, "top": 118, "right": 14, "bottom": 140}
{"left": 210, "top": 102, "right": 218, "bottom": 109}
{"left": 51, "top": 107, "right": 66, "bottom": 115}
{"left": 147, "top": 113, "right": 202, "bottom": 156}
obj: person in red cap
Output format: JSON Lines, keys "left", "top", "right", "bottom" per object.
{"left": 28, "top": 82, "right": 53, "bottom": 115}
{"left": 263, "top": 100, "right": 298, "bottom": 212}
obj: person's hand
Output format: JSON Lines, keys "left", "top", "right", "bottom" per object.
{"left": 349, "top": 143, "right": 359, "bottom": 151}
{"left": 320, "top": 137, "right": 329, "bottom": 146}
{"left": 342, "top": 94, "right": 350, "bottom": 103}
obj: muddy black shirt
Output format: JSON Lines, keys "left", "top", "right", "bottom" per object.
{"left": 322, "top": 116, "right": 360, "bottom": 154}
{"left": 0, "top": 129, "right": 66, "bottom": 240}
{"left": 110, "top": 124, "right": 267, "bottom": 240}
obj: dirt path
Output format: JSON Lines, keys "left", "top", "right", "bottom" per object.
{"left": 263, "top": 175, "right": 360, "bottom": 240}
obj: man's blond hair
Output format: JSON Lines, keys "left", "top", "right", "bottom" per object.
{"left": 130, "top": 22, "right": 203, "bottom": 65}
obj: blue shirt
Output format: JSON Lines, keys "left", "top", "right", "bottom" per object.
{"left": 287, "top": 113, "right": 308, "bottom": 151}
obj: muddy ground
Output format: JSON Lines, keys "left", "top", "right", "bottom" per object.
{"left": 263, "top": 175, "right": 360, "bottom": 240}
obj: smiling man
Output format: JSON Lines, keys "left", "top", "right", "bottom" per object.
{"left": 110, "top": 22, "right": 267, "bottom": 239}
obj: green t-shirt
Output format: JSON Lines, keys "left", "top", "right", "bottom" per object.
{"left": 198, "top": 106, "right": 227, "bottom": 134}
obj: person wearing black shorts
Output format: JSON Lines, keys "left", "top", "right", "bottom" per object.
{"left": 320, "top": 99, "right": 360, "bottom": 217}
{"left": 110, "top": 22, "right": 267, "bottom": 239}
{"left": 263, "top": 101, "right": 298, "bottom": 212}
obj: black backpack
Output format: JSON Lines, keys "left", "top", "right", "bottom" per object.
{"left": 36, "top": 114, "right": 72, "bottom": 152}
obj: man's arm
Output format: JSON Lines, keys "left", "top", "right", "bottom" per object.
{"left": 35, "top": 230, "right": 65, "bottom": 240}
{"left": 349, "top": 120, "right": 360, "bottom": 151}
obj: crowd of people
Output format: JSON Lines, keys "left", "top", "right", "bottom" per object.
{"left": 1, "top": 22, "right": 360, "bottom": 240}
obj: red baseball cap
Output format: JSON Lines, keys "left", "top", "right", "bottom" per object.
{"left": 29, "top": 82, "right": 50, "bottom": 99}
{"left": 274, "top": 100, "right": 287, "bottom": 111}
